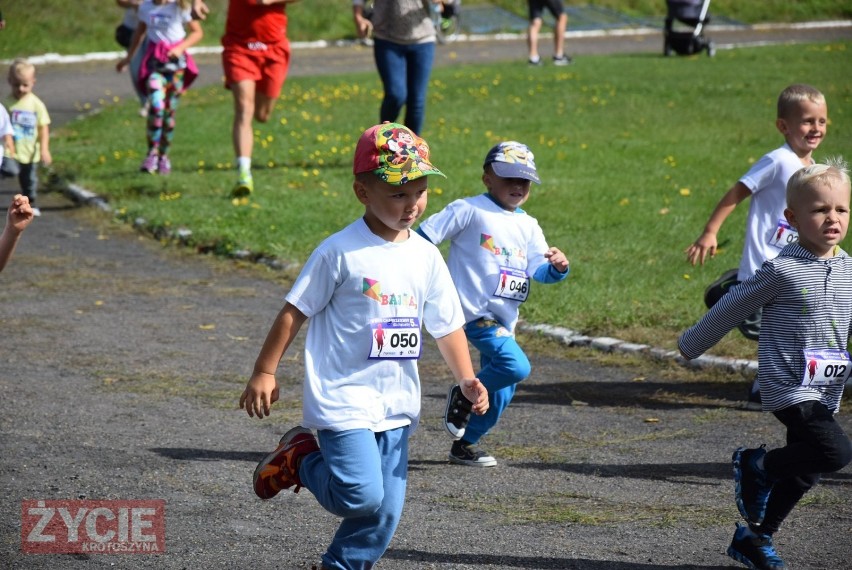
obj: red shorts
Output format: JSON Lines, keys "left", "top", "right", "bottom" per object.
{"left": 222, "top": 39, "right": 290, "bottom": 99}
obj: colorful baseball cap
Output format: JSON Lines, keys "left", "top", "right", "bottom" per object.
{"left": 483, "top": 141, "right": 541, "bottom": 184}
{"left": 353, "top": 122, "right": 445, "bottom": 186}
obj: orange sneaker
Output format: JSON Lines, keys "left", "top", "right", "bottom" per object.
{"left": 253, "top": 426, "right": 319, "bottom": 499}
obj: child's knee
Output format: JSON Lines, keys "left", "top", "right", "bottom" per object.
{"left": 336, "top": 481, "right": 384, "bottom": 518}
{"left": 826, "top": 435, "right": 852, "bottom": 472}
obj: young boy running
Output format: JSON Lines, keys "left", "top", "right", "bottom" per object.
{"left": 685, "top": 84, "right": 828, "bottom": 408}
{"left": 680, "top": 158, "right": 852, "bottom": 570}
{"left": 417, "top": 141, "right": 569, "bottom": 467}
{"left": 240, "top": 122, "right": 489, "bottom": 570}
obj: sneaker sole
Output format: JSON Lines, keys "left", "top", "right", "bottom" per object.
{"left": 231, "top": 183, "right": 253, "bottom": 198}
{"left": 726, "top": 545, "right": 759, "bottom": 569}
{"left": 443, "top": 385, "right": 467, "bottom": 440}
{"left": 448, "top": 452, "right": 497, "bottom": 468}
{"left": 732, "top": 447, "right": 765, "bottom": 525}
{"left": 252, "top": 426, "right": 314, "bottom": 499}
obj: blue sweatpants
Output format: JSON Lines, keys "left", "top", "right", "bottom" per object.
{"left": 462, "top": 318, "right": 531, "bottom": 444}
{"left": 300, "top": 426, "right": 409, "bottom": 570}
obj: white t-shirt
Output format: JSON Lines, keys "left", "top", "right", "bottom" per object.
{"left": 0, "top": 103, "right": 12, "bottom": 138}
{"left": 138, "top": 0, "right": 190, "bottom": 44}
{"left": 286, "top": 218, "right": 465, "bottom": 433}
{"left": 737, "top": 143, "right": 810, "bottom": 280}
{"left": 417, "top": 193, "right": 551, "bottom": 331}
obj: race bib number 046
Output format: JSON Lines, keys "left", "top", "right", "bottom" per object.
{"left": 493, "top": 267, "right": 530, "bottom": 302}
{"left": 369, "top": 317, "right": 421, "bottom": 360}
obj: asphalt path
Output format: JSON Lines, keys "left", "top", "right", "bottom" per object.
{"left": 1, "top": 22, "right": 851, "bottom": 570}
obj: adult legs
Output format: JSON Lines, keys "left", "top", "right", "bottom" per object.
{"left": 301, "top": 427, "right": 409, "bottom": 570}
{"left": 527, "top": 17, "right": 543, "bottom": 61}
{"left": 401, "top": 41, "right": 434, "bottom": 135}
{"left": 554, "top": 13, "right": 568, "bottom": 58}
{"left": 373, "top": 39, "right": 408, "bottom": 129}
{"left": 231, "top": 80, "right": 257, "bottom": 162}
{"left": 373, "top": 39, "right": 436, "bottom": 134}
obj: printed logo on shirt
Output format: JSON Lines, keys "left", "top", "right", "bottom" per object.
{"left": 479, "top": 233, "right": 526, "bottom": 260}
{"left": 361, "top": 278, "right": 418, "bottom": 309}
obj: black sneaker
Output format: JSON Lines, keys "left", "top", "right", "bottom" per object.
{"left": 444, "top": 384, "right": 473, "bottom": 440}
{"left": 552, "top": 54, "right": 573, "bottom": 66}
{"left": 449, "top": 440, "right": 496, "bottom": 467}
{"left": 733, "top": 445, "right": 772, "bottom": 525}
{"left": 727, "top": 523, "right": 787, "bottom": 569}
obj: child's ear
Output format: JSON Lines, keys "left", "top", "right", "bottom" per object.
{"left": 353, "top": 178, "right": 370, "bottom": 206}
{"left": 775, "top": 117, "right": 789, "bottom": 136}
{"left": 784, "top": 206, "right": 798, "bottom": 229}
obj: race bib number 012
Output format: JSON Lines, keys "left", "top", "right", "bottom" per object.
{"left": 801, "top": 348, "right": 852, "bottom": 386}
{"left": 369, "top": 317, "right": 421, "bottom": 360}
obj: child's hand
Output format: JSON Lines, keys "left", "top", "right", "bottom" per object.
{"left": 239, "top": 372, "right": 280, "bottom": 418}
{"left": 116, "top": 58, "right": 129, "bottom": 72}
{"left": 166, "top": 47, "right": 185, "bottom": 60}
{"left": 459, "top": 378, "right": 489, "bottom": 416}
{"left": 685, "top": 232, "right": 718, "bottom": 265}
{"left": 545, "top": 247, "right": 569, "bottom": 273}
{"left": 7, "top": 194, "right": 33, "bottom": 233}
{"left": 40, "top": 149, "right": 52, "bottom": 167}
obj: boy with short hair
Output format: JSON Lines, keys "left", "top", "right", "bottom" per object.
{"left": 6, "top": 58, "right": 51, "bottom": 217}
{"left": 240, "top": 122, "right": 489, "bottom": 570}
{"left": 416, "top": 141, "right": 569, "bottom": 467}
{"left": 685, "top": 84, "right": 828, "bottom": 406}
{"left": 679, "top": 158, "right": 852, "bottom": 570}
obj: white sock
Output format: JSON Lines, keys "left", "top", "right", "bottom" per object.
{"left": 237, "top": 157, "right": 251, "bottom": 173}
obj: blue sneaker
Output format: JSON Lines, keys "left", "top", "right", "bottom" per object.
{"left": 733, "top": 445, "right": 772, "bottom": 525}
{"left": 727, "top": 523, "right": 787, "bottom": 569}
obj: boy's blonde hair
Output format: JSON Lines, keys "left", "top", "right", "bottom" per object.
{"left": 8, "top": 58, "right": 35, "bottom": 81}
{"left": 786, "top": 156, "right": 851, "bottom": 206}
{"left": 777, "top": 84, "right": 824, "bottom": 120}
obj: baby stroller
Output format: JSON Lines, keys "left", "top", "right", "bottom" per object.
{"left": 663, "top": 0, "right": 715, "bottom": 56}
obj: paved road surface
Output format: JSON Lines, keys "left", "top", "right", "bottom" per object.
{"left": 1, "top": 23, "right": 851, "bottom": 570}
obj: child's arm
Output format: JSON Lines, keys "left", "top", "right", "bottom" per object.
{"left": 167, "top": 19, "right": 203, "bottom": 60}
{"left": 37, "top": 124, "right": 50, "bottom": 166}
{"left": 116, "top": 22, "right": 146, "bottom": 72}
{"left": 0, "top": 195, "right": 34, "bottom": 273}
{"left": 239, "top": 303, "right": 308, "bottom": 418}
{"left": 3, "top": 133, "right": 15, "bottom": 158}
{"left": 533, "top": 246, "right": 570, "bottom": 283}
{"left": 434, "top": 329, "right": 489, "bottom": 416}
{"left": 685, "top": 182, "right": 751, "bottom": 266}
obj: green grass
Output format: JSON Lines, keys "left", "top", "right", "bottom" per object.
{"left": 1, "top": 0, "right": 850, "bottom": 59}
{"left": 49, "top": 41, "right": 852, "bottom": 355}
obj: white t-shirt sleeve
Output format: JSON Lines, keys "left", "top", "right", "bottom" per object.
{"left": 418, "top": 199, "right": 472, "bottom": 244}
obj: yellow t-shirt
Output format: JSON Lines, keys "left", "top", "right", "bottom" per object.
{"left": 8, "top": 93, "right": 50, "bottom": 164}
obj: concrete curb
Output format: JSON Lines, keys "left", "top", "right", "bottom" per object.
{"left": 519, "top": 322, "right": 758, "bottom": 375}
{"left": 52, "top": 175, "right": 759, "bottom": 376}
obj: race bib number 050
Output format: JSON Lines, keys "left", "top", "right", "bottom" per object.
{"left": 369, "top": 317, "right": 421, "bottom": 360}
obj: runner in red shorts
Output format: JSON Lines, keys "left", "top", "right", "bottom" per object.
{"left": 221, "top": 0, "right": 299, "bottom": 197}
